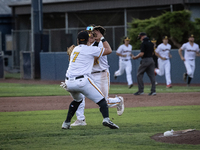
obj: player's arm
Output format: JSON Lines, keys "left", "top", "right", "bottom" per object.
{"left": 196, "top": 52, "right": 200, "bottom": 56}
{"left": 178, "top": 47, "right": 185, "bottom": 61}
{"left": 169, "top": 53, "right": 172, "bottom": 58}
{"left": 116, "top": 52, "right": 126, "bottom": 57}
{"left": 155, "top": 52, "right": 167, "bottom": 60}
{"left": 116, "top": 45, "right": 126, "bottom": 57}
{"left": 132, "top": 52, "right": 144, "bottom": 59}
{"left": 154, "top": 52, "right": 164, "bottom": 60}
{"left": 132, "top": 43, "right": 145, "bottom": 59}
{"left": 93, "top": 27, "right": 112, "bottom": 56}
{"left": 102, "top": 40, "right": 112, "bottom": 56}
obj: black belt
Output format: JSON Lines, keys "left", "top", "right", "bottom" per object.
{"left": 122, "top": 59, "right": 129, "bottom": 61}
{"left": 91, "top": 70, "right": 106, "bottom": 74}
{"left": 66, "top": 75, "right": 84, "bottom": 80}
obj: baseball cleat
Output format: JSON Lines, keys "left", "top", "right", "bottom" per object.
{"left": 117, "top": 96, "right": 124, "bottom": 116}
{"left": 102, "top": 118, "right": 119, "bottom": 129}
{"left": 71, "top": 119, "right": 87, "bottom": 126}
{"left": 62, "top": 121, "right": 71, "bottom": 129}
{"left": 166, "top": 84, "right": 172, "bottom": 88}
{"left": 128, "top": 84, "right": 133, "bottom": 89}
{"left": 134, "top": 91, "right": 144, "bottom": 95}
{"left": 148, "top": 92, "right": 156, "bottom": 96}
{"left": 114, "top": 72, "right": 117, "bottom": 79}
{"left": 183, "top": 73, "right": 187, "bottom": 82}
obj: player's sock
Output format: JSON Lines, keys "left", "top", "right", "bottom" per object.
{"left": 187, "top": 77, "right": 192, "bottom": 85}
{"left": 97, "top": 98, "right": 109, "bottom": 118}
{"left": 65, "top": 100, "right": 83, "bottom": 123}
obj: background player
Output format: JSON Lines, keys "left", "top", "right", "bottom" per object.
{"left": 151, "top": 38, "right": 158, "bottom": 85}
{"left": 178, "top": 34, "right": 200, "bottom": 86}
{"left": 155, "top": 36, "right": 172, "bottom": 88}
{"left": 62, "top": 30, "right": 119, "bottom": 129}
{"left": 114, "top": 37, "right": 133, "bottom": 89}
{"left": 71, "top": 25, "right": 124, "bottom": 127}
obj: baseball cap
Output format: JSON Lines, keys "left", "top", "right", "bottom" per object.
{"left": 137, "top": 32, "right": 146, "bottom": 40}
{"left": 188, "top": 34, "right": 194, "bottom": 38}
{"left": 163, "top": 36, "right": 168, "bottom": 40}
{"left": 124, "top": 37, "right": 131, "bottom": 41}
{"left": 78, "top": 31, "right": 89, "bottom": 42}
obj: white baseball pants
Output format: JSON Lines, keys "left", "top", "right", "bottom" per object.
{"left": 184, "top": 59, "right": 195, "bottom": 78}
{"left": 155, "top": 59, "right": 171, "bottom": 85}
{"left": 114, "top": 59, "right": 133, "bottom": 86}
{"left": 65, "top": 75, "right": 105, "bottom": 121}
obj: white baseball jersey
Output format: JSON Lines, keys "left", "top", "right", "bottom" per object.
{"left": 155, "top": 43, "right": 171, "bottom": 59}
{"left": 91, "top": 41, "right": 109, "bottom": 72}
{"left": 116, "top": 44, "right": 132, "bottom": 60}
{"left": 181, "top": 42, "right": 199, "bottom": 60}
{"left": 66, "top": 44, "right": 104, "bottom": 77}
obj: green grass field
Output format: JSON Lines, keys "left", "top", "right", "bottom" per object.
{"left": 0, "top": 81, "right": 200, "bottom": 149}
{"left": 0, "top": 106, "right": 200, "bottom": 150}
{"left": 0, "top": 82, "right": 200, "bottom": 97}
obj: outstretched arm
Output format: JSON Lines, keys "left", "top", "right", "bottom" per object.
{"left": 132, "top": 52, "right": 144, "bottom": 59}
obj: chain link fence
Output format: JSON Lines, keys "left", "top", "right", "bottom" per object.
{"left": 12, "top": 26, "right": 127, "bottom": 69}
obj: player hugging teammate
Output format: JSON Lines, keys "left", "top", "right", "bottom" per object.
{"left": 61, "top": 25, "right": 124, "bottom": 129}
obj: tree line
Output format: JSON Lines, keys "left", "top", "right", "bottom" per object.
{"left": 128, "top": 10, "right": 200, "bottom": 49}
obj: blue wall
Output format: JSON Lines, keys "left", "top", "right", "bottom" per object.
{"left": 40, "top": 50, "right": 200, "bottom": 84}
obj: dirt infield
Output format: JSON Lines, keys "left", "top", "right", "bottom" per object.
{"left": 0, "top": 79, "right": 200, "bottom": 145}
{"left": 1, "top": 93, "right": 200, "bottom": 112}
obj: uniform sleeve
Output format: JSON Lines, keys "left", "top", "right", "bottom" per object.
{"left": 155, "top": 44, "right": 161, "bottom": 53}
{"left": 181, "top": 43, "right": 186, "bottom": 50}
{"left": 116, "top": 45, "right": 123, "bottom": 53}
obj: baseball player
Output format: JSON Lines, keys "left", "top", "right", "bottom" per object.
{"left": 151, "top": 38, "right": 158, "bottom": 85}
{"left": 178, "top": 34, "right": 200, "bottom": 86}
{"left": 70, "top": 25, "right": 124, "bottom": 127}
{"left": 155, "top": 36, "right": 172, "bottom": 88}
{"left": 62, "top": 30, "right": 119, "bottom": 129}
{"left": 114, "top": 37, "right": 133, "bottom": 89}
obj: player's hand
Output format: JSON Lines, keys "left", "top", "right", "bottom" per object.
{"left": 132, "top": 56, "right": 137, "bottom": 60}
{"left": 169, "top": 54, "right": 172, "bottom": 58}
{"left": 93, "top": 30, "right": 103, "bottom": 40}
{"left": 122, "top": 54, "right": 127, "bottom": 57}
{"left": 181, "top": 56, "right": 185, "bottom": 61}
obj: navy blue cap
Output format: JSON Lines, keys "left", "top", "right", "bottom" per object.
{"left": 78, "top": 31, "right": 89, "bottom": 42}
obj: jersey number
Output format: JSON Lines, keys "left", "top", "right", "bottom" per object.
{"left": 72, "top": 52, "right": 80, "bottom": 62}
